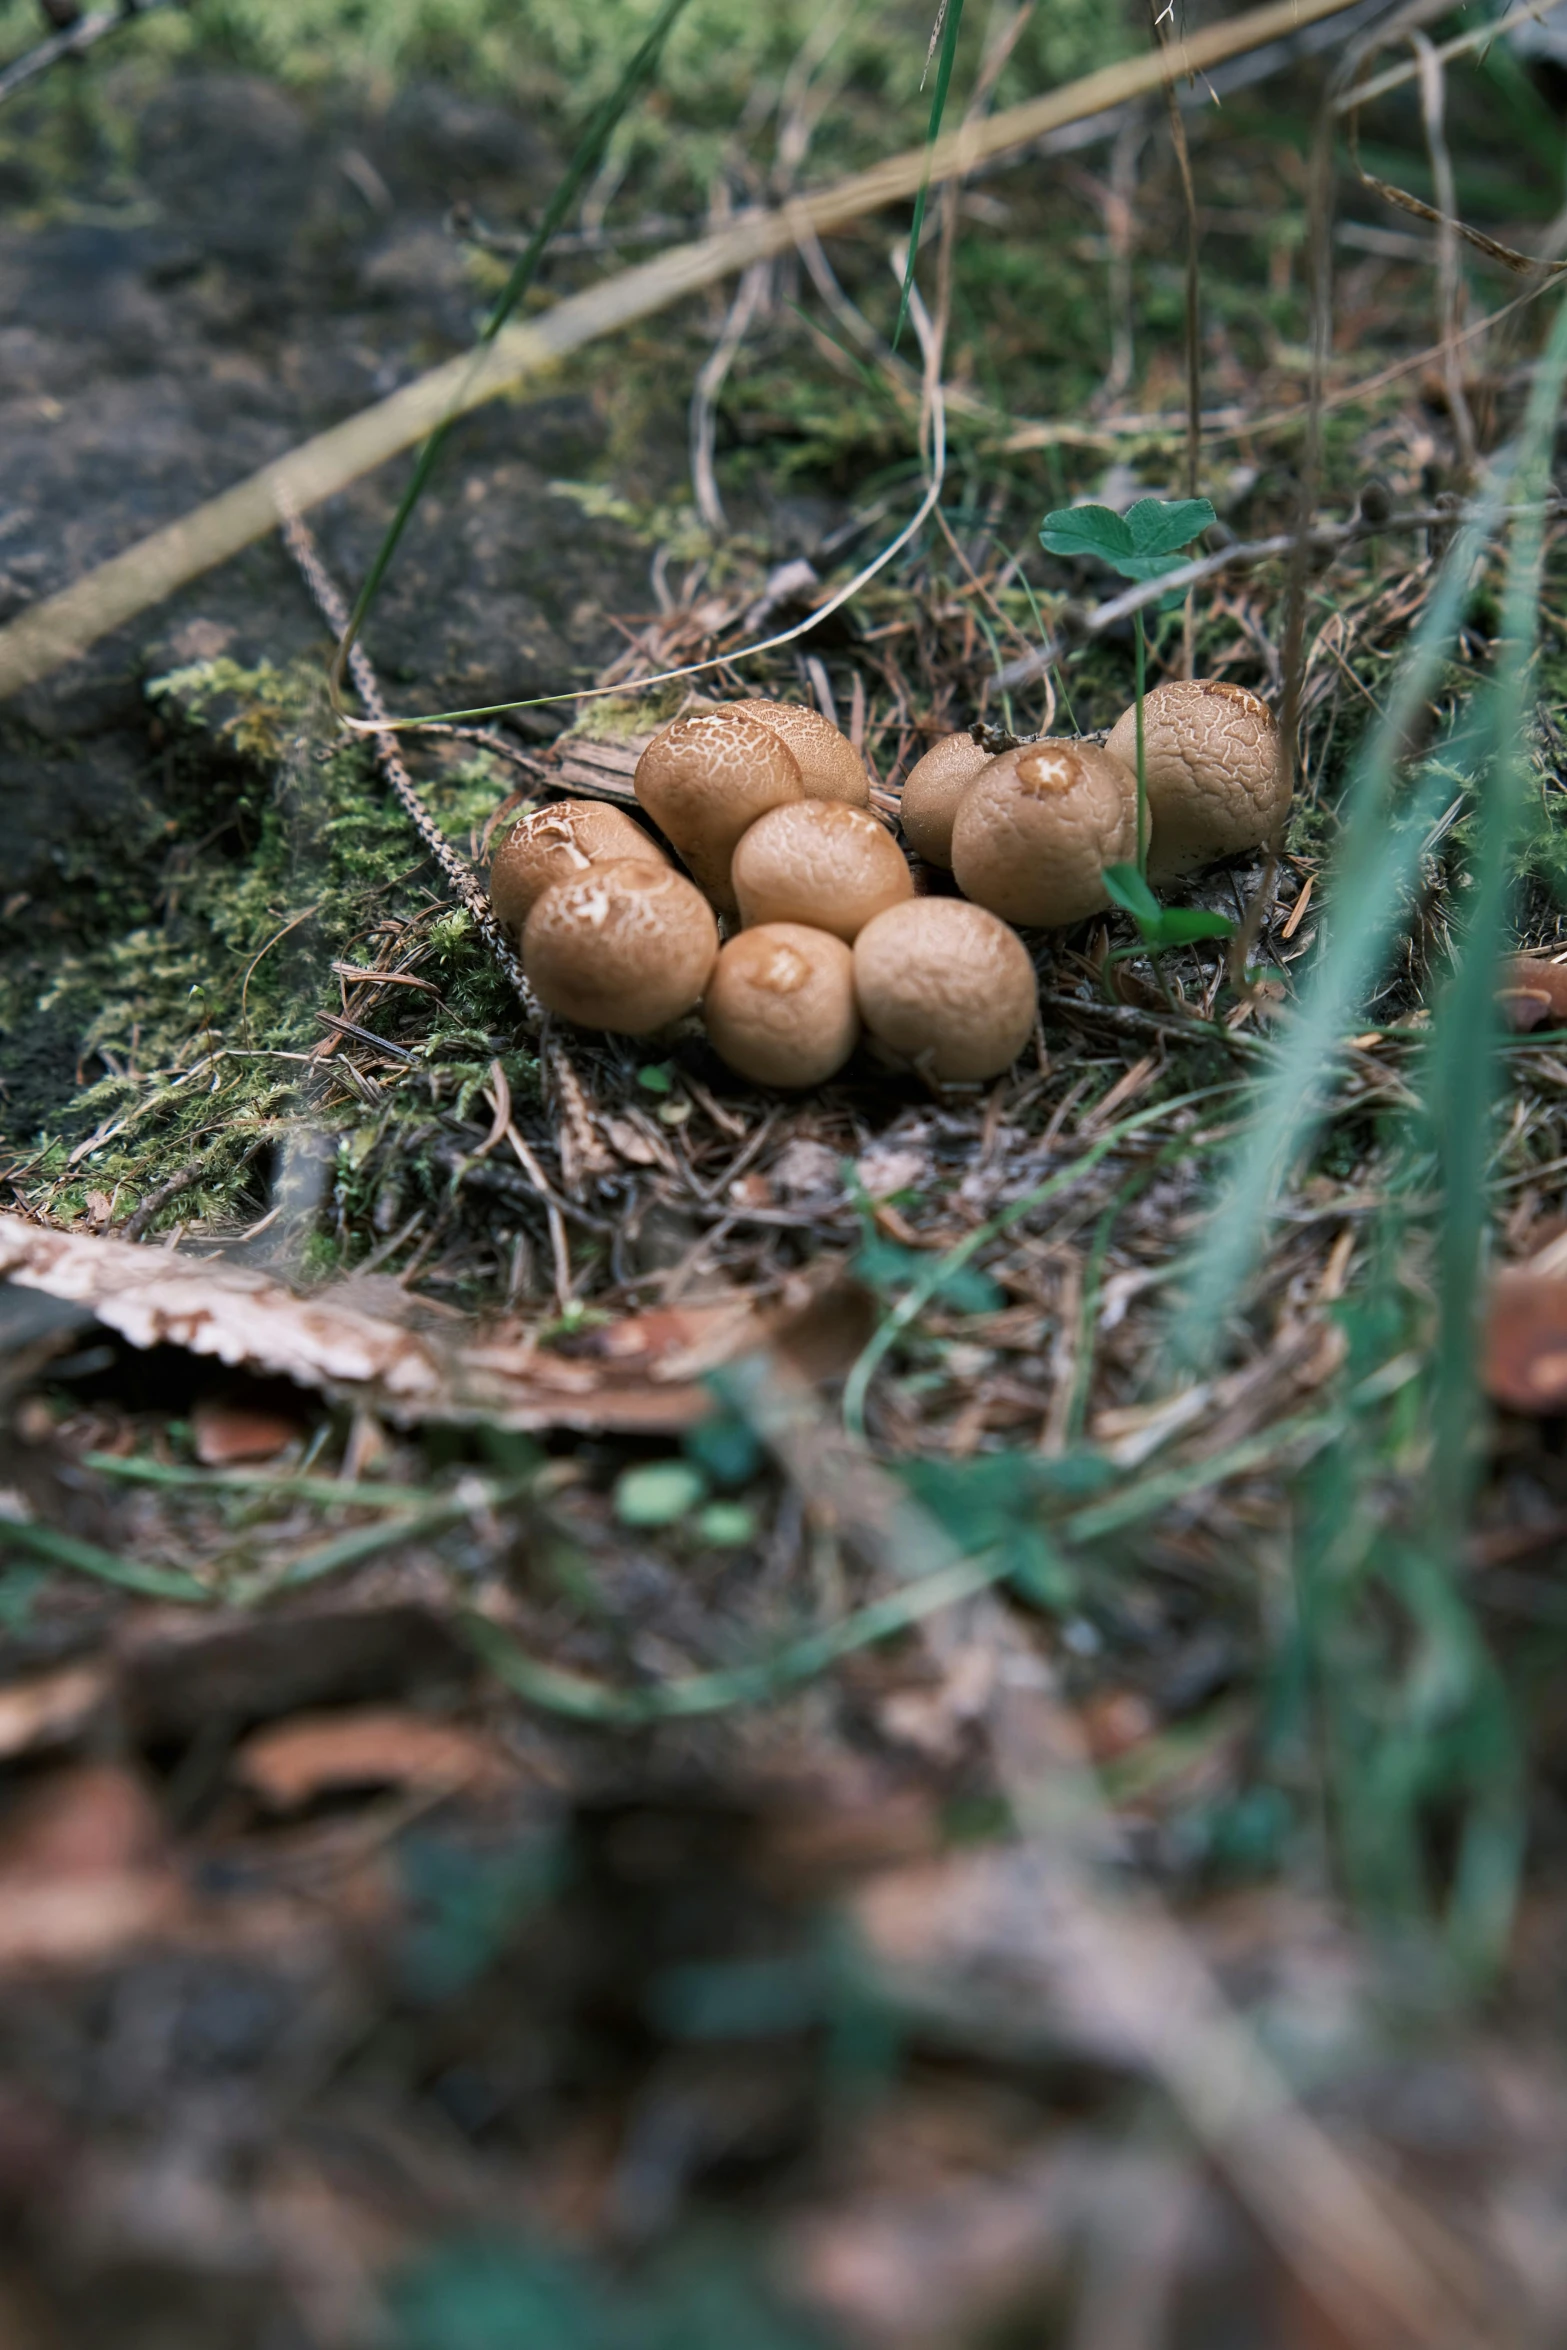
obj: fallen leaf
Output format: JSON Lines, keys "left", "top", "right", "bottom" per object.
{"left": 233, "top": 1706, "right": 514, "bottom": 1811}
{"left": 192, "top": 1395, "right": 309, "bottom": 1465}
{"left": 0, "top": 1218, "right": 862, "bottom": 1434}
{"left": 1079, "top": 1687, "right": 1158, "bottom": 1762}
{"left": 0, "top": 1764, "right": 181, "bottom": 1973}
{"left": 1482, "top": 1266, "right": 1567, "bottom": 1414}
{"left": 0, "top": 1661, "right": 110, "bottom": 1762}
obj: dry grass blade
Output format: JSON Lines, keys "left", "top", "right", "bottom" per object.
{"left": 0, "top": 0, "right": 1368, "bottom": 703}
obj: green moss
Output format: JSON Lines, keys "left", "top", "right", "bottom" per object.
{"left": 0, "top": 653, "right": 541, "bottom": 1250}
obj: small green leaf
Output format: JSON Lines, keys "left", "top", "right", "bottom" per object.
{"left": 637, "top": 1062, "right": 674, "bottom": 1094}
{"left": 1102, "top": 862, "right": 1163, "bottom": 925}
{"left": 614, "top": 1461, "right": 707, "bottom": 1527}
{"left": 854, "top": 1235, "right": 1004, "bottom": 1315}
{"left": 1123, "top": 495, "right": 1216, "bottom": 557}
{"left": 1040, "top": 496, "right": 1215, "bottom": 586}
{"left": 1147, "top": 906, "right": 1237, "bottom": 945}
{"left": 1039, "top": 503, "right": 1136, "bottom": 566}
{"left": 685, "top": 1410, "right": 763, "bottom": 1488}
{"left": 693, "top": 1501, "right": 756, "bottom": 1548}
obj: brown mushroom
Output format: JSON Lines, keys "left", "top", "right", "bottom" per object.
{"left": 523, "top": 859, "right": 717, "bottom": 1034}
{"left": 489, "top": 799, "right": 663, "bottom": 940}
{"left": 633, "top": 709, "right": 804, "bottom": 912}
{"left": 730, "top": 800, "right": 913, "bottom": 944}
{"left": 703, "top": 922, "right": 860, "bottom": 1087}
{"left": 950, "top": 740, "right": 1136, "bottom": 928}
{"left": 1104, "top": 679, "right": 1287, "bottom": 881}
{"left": 897, "top": 729, "right": 992, "bottom": 868}
{"left": 853, "top": 898, "right": 1037, "bottom": 1082}
{"left": 729, "top": 698, "right": 870, "bottom": 806}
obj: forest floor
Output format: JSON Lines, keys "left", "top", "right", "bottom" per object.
{"left": 6, "top": 4, "right": 1567, "bottom": 2343}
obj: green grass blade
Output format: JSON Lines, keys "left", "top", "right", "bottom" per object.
{"left": 892, "top": 0, "right": 968, "bottom": 352}
{"left": 1425, "top": 290, "right": 1567, "bottom": 1536}
{"left": 331, "top": 0, "right": 695, "bottom": 690}
{"left": 0, "top": 1518, "right": 211, "bottom": 1603}
{"left": 1172, "top": 477, "right": 1514, "bottom": 1367}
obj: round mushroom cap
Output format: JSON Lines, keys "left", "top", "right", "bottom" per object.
{"left": 951, "top": 740, "right": 1137, "bottom": 928}
{"left": 898, "top": 730, "right": 992, "bottom": 868}
{"left": 523, "top": 859, "right": 718, "bottom": 1035}
{"left": 853, "top": 898, "right": 1037, "bottom": 1082}
{"left": 703, "top": 922, "right": 860, "bottom": 1088}
{"left": 1104, "top": 679, "right": 1287, "bottom": 882}
{"left": 731, "top": 800, "right": 913, "bottom": 944}
{"left": 490, "top": 799, "right": 663, "bottom": 939}
{"left": 633, "top": 709, "right": 804, "bottom": 912}
{"left": 728, "top": 699, "right": 870, "bottom": 806}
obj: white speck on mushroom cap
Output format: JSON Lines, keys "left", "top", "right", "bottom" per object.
{"left": 950, "top": 739, "right": 1136, "bottom": 929}
{"left": 633, "top": 709, "right": 804, "bottom": 911}
{"left": 852, "top": 897, "right": 1037, "bottom": 1082}
{"left": 731, "top": 799, "right": 913, "bottom": 942}
{"left": 728, "top": 698, "right": 871, "bottom": 806}
{"left": 703, "top": 921, "right": 860, "bottom": 1088}
{"left": 897, "top": 730, "right": 992, "bottom": 868}
{"left": 522, "top": 857, "right": 718, "bottom": 1035}
{"left": 1104, "top": 677, "right": 1287, "bottom": 881}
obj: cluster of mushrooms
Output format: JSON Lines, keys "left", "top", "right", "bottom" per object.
{"left": 488, "top": 681, "right": 1288, "bottom": 1090}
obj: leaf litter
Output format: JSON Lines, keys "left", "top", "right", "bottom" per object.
{"left": 8, "top": 4, "right": 1567, "bottom": 2345}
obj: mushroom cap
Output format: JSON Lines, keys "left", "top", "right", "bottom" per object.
{"left": 489, "top": 799, "right": 663, "bottom": 939}
{"left": 703, "top": 922, "right": 860, "bottom": 1088}
{"left": 728, "top": 699, "right": 870, "bottom": 806}
{"left": 950, "top": 740, "right": 1137, "bottom": 928}
{"left": 523, "top": 859, "right": 718, "bottom": 1035}
{"left": 731, "top": 800, "right": 914, "bottom": 943}
{"left": 898, "top": 730, "right": 992, "bottom": 868}
{"left": 1104, "top": 679, "right": 1287, "bottom": 881}
{"left": 853, "top": 898, "right": 1037, "bottom": 1082}
{"left": 633, "top": 709, "right": 804, "bottom": 912}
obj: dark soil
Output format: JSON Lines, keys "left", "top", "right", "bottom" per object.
{"left": 1, "top": 67, "right": 665, "bottom": 1121}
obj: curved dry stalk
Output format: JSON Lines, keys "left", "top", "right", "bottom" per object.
{"left": 279, "top": 510, "right": 536, "bottom": 1019}
{"left": 1409, "top": 30, "right": 1478, "bottom": 473}
{"left": 0, "top": 0, "right": 1369, "bottom": 707}
{"left": 689, "top": 258, "right": 772, "bottom": 533}
{"left": 0, "top": 0, "right": 179, "bottom": 107}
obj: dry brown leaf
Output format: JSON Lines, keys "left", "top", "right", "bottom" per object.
{"left": 191, "top": 1395, "right": 309, "bottom": 1465}
{"left": 233, "top": 1707, "right": 514, "bottom": 1811}
{"left": 1482, "top": 1265, "right": 1567, "bottom": 1415}
{"left": 0, "top": 1662, "right": 111, "bottom": 1762}
{"left": 0, "top": 1763, "right": 182, "bottom": 1973}
{"left": 0, "top": 1216, "right": 859, "bottom": 1431}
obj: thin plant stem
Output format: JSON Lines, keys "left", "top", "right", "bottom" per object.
{"left": 328, "top": 0, "right": 694, "bottom": 702}
{"left": 1134, "top": 606, "right": 1149, "bottom": 872}
{"left": 893, "top": 0, "right": 969, "bottom": 350}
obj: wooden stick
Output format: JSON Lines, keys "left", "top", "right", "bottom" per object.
{"left": 0, "top": 0, "right": 1367, "bottom": 703}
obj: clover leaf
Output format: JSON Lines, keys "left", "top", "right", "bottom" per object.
{"left": 1040, "top": 496, "right": 1216, "bottom": 585}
